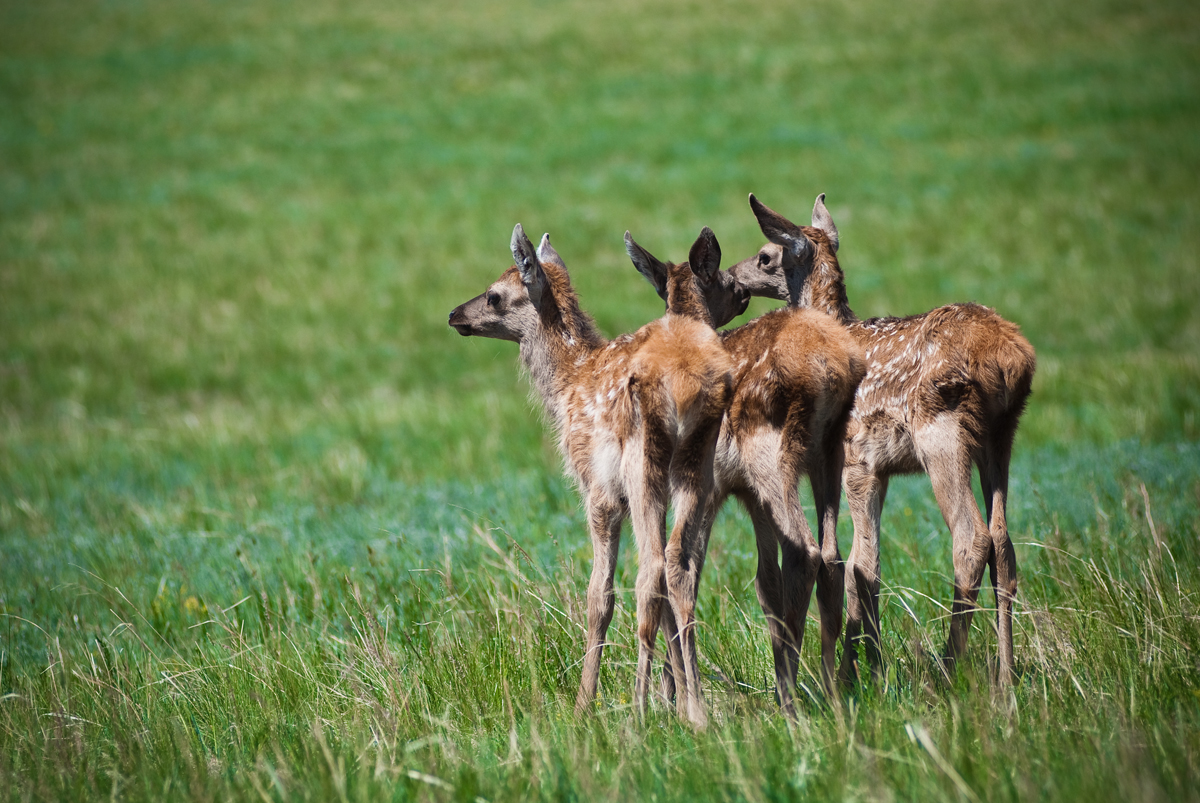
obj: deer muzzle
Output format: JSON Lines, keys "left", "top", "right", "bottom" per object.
{"left": 448, "top": 305, "right": 474, "bottom": 336}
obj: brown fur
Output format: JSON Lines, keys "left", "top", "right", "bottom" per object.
{"left": 731, "top": 194, "right": 1037, "bottom": 686}
{"left": 628, "top": 230, "right": 865, "bottom": 713}
{"left": 450, "top": 226, "right": 731, "bottom": 726}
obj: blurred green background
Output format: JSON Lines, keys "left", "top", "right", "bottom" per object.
{"left": 2, "top": 0, "right": 1197, "bottom": 482}
{"left": 2, "top": 0, "right": 1199, "bottom": 800}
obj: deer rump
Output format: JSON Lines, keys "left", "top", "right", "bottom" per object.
{"left": 559, "top": 313, "right": 732, "bottom": 501}
{"left": 850, "top": 302, "right": 1035, "bottom": 475}
{"left": 720, "top": 307, "right": 863, "bottom": 466}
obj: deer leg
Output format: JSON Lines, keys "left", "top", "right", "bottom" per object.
{"left": 664, "top": 425, "right": 720, "bottom": 728}
{"left": 658, "top": 594, "right": 686, "bottom": 706}
{"left": 982, "top": 494, "right": 999, "bottom": 661}
{"left": 980, "top": 432, "right": 1018, "bottom": 686}
{"left": 741, "top": 494, "right": 793, "bottom": 715}
{"left": 985, "top": 529, "right": 999, "bottom": 631}
{"left": 810, "top": 434, "right": 846, "bottom": 698}
{"left": 756, "top": 468, "right": 820, "bottom": 714}
{"left": 660, "top": 494, "right": 725, "bottom": 706}
{"left": 575, "top": 497, "right": 624, "bottom": 714}
{"left": 626, "top": 474, "right": 668, "bottom": 718}
{"left": 920, "top": 428, "right": 993, "bottom": 673}
{"left": 839, "top": 461, "right": 885, "bottom": 686}
{"left": 779, "top": 501, "right": 822, "bottom": 709}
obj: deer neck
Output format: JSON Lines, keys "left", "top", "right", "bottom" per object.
{"left": 803, "top": 248, "right": 858, "bottom": 326}
{"left": 518, "top": 304, "right": 605, "bottom": 431}
{"left": 666, "top": 267, "right": 714, "bottom": 327}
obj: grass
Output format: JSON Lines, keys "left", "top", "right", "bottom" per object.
{"left": 1, "top": 0, "right": 1199, "bottom": 799}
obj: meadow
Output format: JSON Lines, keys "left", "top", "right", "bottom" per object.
{"left": 2, "top": 0, "right": 1199, "bottom": 799}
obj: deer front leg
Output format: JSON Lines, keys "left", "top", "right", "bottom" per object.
{"left": 658, "top": 594, "right": 686, "bottom": 706}
{"left": 839, "top": 462, "right": 885, "bottom": 686}
{"left": 575, "top": 496, "right": 624, "bottom": 714}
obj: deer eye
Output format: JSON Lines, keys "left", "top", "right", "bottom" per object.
{"left": 758, "top": 252, "right": 775, "bottom": 271}
{"left": 485, "top": 290, "right": 500, "bottom": 307}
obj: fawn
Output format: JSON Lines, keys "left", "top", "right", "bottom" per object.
{"left": 626, "top": 226, "right": 864, "bottom": 714}
{"left": 449, "top": 225, "right": 731, "bottom": 725}
{"left": 729, "top": 194, "right": 1036, "bottom": 687}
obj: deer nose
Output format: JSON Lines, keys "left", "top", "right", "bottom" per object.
{"left": 448, "top": 306, "right": 473, "bottom": 336}
{"left": 734, "top": 283, "right": 751, "bottom": 309}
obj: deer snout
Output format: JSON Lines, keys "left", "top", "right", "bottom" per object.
{"left": 448, "top": 305, "right": 473, "bottom": 336}
{"left": 733, "top": 282, "right": 751, "bottom": 315}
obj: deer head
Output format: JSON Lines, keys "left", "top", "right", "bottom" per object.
{"left": 729, "top": 193, "right": 840, "bottom": 308}
{"left": 625, "top": 226, "right": 750, "bottom": 328}
{"left": 448, "top": 224, "right": 554, "bottom": 343}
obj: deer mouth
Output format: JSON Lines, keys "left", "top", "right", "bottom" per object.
{"left": 448, "top": 307, "right": 474, "bottom": 336}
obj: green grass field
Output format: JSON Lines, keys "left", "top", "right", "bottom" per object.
{"left": 2, "top": 0, "right": 1199, "bottom": 799}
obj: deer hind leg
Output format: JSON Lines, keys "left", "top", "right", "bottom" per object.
{"left": 839, "top": 461, "right": 886, "bottom": 686}
{"left": 741, "top": 494, "right": 793, "bottom": 715}
{"left": 663, "top": 421, "right": 721, "bottom": 728}
{"left": 575, "top": 496, "right": 624, "bottom": 714}
{"left": 919, "top": 423, "right": 993, "bottom": 673}
{"left": 660, "top": 492, "right": 726, "bottom": 707}
{"left": 809, "top": 433, "right": 847, "bottom": 698}
{"left": 753, "top": 465, "right": 820, "bottom": 715}
{"left": 625, "top": 451, "right": 670, "bottom": 718}
{"left": 980, "top": 427, "right": 1018, "bottom": 686}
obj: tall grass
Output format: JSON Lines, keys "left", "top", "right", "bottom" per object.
{"left": 1, "top": 445, "right": 1198, "bottom": 801}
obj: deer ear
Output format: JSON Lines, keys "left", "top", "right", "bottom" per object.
{"left": 687, "top": 226, "right": 722, "bottom": 286}
{"left": 537, "top": 233, "right": 567, "bottom": 270}
{"left": 749, "top": 193, "right": 812, "bottom": 260}
{"left": 511, "top": 223, "right": 546, "bottom": 306}
{"left": 624, "top": 231, "right": 669, "bottom": 302}
{"left": 811, "top": 193, "right": 839, "bottom": 253}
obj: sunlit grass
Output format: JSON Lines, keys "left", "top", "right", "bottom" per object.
{"left": 2, "top": 442, "right": 1198, "bottom": 801}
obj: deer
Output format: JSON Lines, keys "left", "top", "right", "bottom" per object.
{"left": 727, "top": 193, "right": 1036, "bottom": 688}
{"left": 625, "top": 226, "right": 865, "bottom": 715}
{"left": 448, "top": 224, "right": 732, "bottom": 726}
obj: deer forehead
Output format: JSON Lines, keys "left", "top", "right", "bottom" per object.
{"left": 491, "top": 266, "right": 528, "bottom": 297}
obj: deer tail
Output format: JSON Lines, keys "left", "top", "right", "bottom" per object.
{"left": 993, "top": 331, "right": 1037, "bottom": 415}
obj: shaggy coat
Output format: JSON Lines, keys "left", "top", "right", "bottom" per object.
{"left": 627, "top": 227, "right": 864, "bottom": 712}
{"left": 730, "top": 194, "right": 1036, "bottom": 685}
{"left": 450, "top": 226, "right": 731, "bottom": 725}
